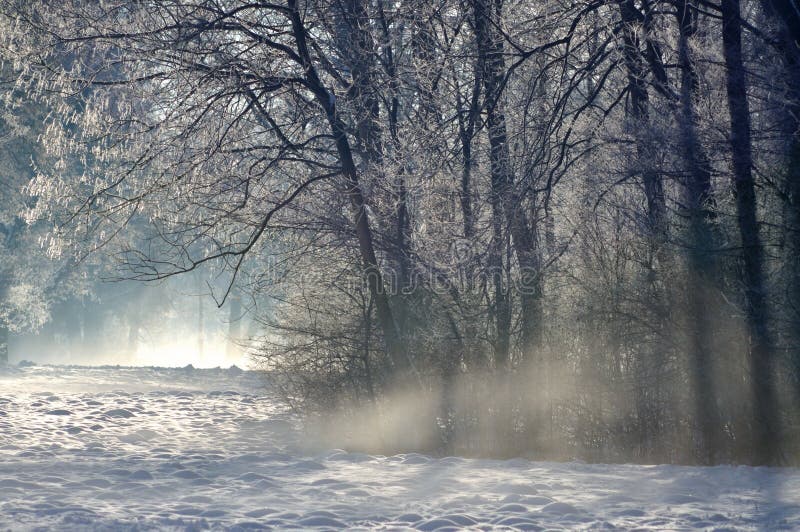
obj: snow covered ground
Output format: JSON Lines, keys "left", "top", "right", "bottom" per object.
{"left": 0, "top": 365, "right": 798, "bottom": 531}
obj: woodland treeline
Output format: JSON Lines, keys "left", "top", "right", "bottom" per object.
{"left": 1, "top": 0, "right": 800, "bottom": 465}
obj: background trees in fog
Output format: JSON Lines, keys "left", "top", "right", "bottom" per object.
{"left": 2, "top": 0, "right": 800, "bottom": 465}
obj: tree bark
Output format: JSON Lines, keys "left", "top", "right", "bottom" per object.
{"left": 619, "top": 0, "right": 671, "bottom": 460}
{"left": 721, "top": 0, "right": 782, "bottom": 464}
{"left": 473, "top": 0, "right": 512, "bottom": 371}
{"left": 473, "top": 0, "right": 546, "bottom": 454}
{"left": 459, "top": 111, "right": 477, "bottom": 241}
{"left": 760, "top": 0, "right": 800, "bottom": 403}
{"left": 676, "top": 0, "right": 724, "bottom": 464}
{"left": 457, "top": 59, "right": 482, "bottom": 242}
{"left": 619, "top": 0, "right": 668, "bottom": 242}
{"left": 288, "top": 1, "right": 414, "bottom": 383}
{"left": 473, "top": 0, "right": 543, "bottom": 367}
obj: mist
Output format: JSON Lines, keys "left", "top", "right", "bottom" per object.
{"left": 8, "top": 278, "right": 252, "bottom": 369}
{"left": 285, "top": 292, "right": 799, "bottom": 464}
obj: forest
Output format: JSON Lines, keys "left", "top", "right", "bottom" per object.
{"left": 1, "top": 0, "right": 800, "bottom": 468}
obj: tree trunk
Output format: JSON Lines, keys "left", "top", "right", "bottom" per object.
{"left": 472, "top": 0, "right": 511, "bottom": 372}
{"left": 619, "top": 0, "right": 671, "bottom": 460}
{"left": 787, "top": 144, "right": 800, "bottom": 402}
{"left": 473, "top": 0, "right": 543, "bottom": 367}
{"left": 473, "top": 0, "right": 547, "bottom": 455}
{"left": 474, "top": 0, "right": 513, "bottom": 454}
{"left": 333, "top": 112, "right": 411, "bottom": 379}
{"left": 619, "top": 0, "right": 668, "bottom": 242}
{"left": 676, "top": 1, "right": 724, "bottom": 463}
{"left": 721, "top": 0, "right": 782, "bottom": 464}
{"left": 760, "top": 0, "right": 800, "bottom": 404}
{"left": 457, "top": 62, "right": 481, "bottom": 242}
{"left": 329, "top": 0, "right": 419, "bottom": 386}
{"left": 460, "top": 127, "right": 476, "bottom": 241}
{"left": 288, "top": 0, "right": 415, "bottom": 384}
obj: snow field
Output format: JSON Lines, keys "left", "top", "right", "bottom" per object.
{"left": 0, "top": 365, "right": 798, "bottom": 530}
